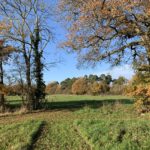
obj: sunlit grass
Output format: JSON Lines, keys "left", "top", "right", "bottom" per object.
{"left": 74, "top": 119, "right": 150, "bottom": 150}
{"left": 2, "top": 95, "right": 149, "bottom": 150}
{"left": 34, "top": 121, "right": 90, "bottom": 150}
{"left": 47, "top": 94, "right": 131, "bottom": 102}
{"left": 0, "top": 120, "right": 44, "bottom": 150}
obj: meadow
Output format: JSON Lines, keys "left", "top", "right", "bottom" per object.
{"left": 1, "top": 95, "right": 150, "bottom": 150}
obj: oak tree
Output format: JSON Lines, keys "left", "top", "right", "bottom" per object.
{"left": 59, "top": 0, "right": 150, "bottom": 111}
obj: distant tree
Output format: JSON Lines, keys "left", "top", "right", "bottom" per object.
{"left": 88, "top": 74, "right": 99, "bottom": 83}
{"left": 55, "top": 84, "right": 62, "bottom": 94}
{"left": 100, "top": 82, "right": 110, "bottom": 94}
{"left": 105, "top": 75, "right": 113, "bottom": 85}
{"left": 110, "top": 85, "right": 126, "bottom": 95}
{"left": 72, "top": 78, "right": 88, "bottom": 95}
{"left": 110, "top": 76, "right": 127, "bottom": 95}
{"left": 46, "top": 81, "right": 59, "bottom": 95}
{"left": 90, "top": 82, "right": 106, "bottom": 95}
{"left": 99, "top": 74, "right": 112, "bottom": 85}
{"left": 113, "top": 76, "right": 127, "bottom": 85}
{"left": 60, "top": 78, "right": 77, "bottom": 94}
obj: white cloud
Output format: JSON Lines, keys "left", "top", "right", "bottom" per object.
{"left": 96, "top": 65, "right": 134, "bottom": 79}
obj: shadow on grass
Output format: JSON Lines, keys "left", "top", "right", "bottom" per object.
{"left": 6, "top": 98, "right": 133, "bottom": 111}
{"left": 6, "top": 99, "right": 22, "bottom": 109}
{"left": 45, "top": 99, "right": 133, "bottom": 111}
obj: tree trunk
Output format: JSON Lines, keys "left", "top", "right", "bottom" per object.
{"left": 34, "top": 52, "right": 45, "bottom": 109}
{"left": 31, "top": 21, "right": 45, "bottom": 109}
{"left": 22, "top": 42, "right": 34, "bottom": 110}
{"left": 25, "top": 58, "right": 33, "bottom": 110}
{"left": 0, "top": 60, "right": 5, "bottom": 112}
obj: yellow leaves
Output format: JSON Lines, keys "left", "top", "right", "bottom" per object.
{"left": 126, "top": 71, "right": 150, "bottom": 113}
{"left": 127, "top": 83, "right": 150, "bottom": 113}
{"left": 90, "top": 82, "right": 102, "bottom": 95}
{"left": 134, "top": 85, "right": 147, "bottom": 97}
{"left": 72, "top": 78, "right": 87, "bottom": 95}
{"left": 134, "top": 99, "right": 143, "bottom": 113}
{"left": 90, "top": 81, "right": 109, "bottom": 95}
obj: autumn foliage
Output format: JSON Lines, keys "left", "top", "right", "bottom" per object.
{"left": 126, "top": 73, "right": 150, "bottom": 113}
{"left": 59, "top": 0, "right": 150, "bottom": 112}
{"left": 90, "top": 82, "right": 109, "bottom": 95}
{"left": 72, "top": 78, "right": 88, "bottom": 95}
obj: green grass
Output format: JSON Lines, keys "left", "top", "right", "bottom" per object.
{"left": 0, "top": 120, "right": 44, "bottom": 150}
{"left": 6, "top": 94, "right": 132, "bottom": 110}
{"left": 6, "top": 94, "right": 131, "bottom": 103}
{"left": 74, "top": 119, "right": 150, "bottom": 150}
{"left": 1, "top": 95, "right": 150, "bottom": 150}
{"left": 34, "top": 121, "right": 90, "bottom": 150}
{"left": 6, "top": 96, "right": 22, "bottom": 108}
{"left": 47, "top": 94, "right": 131, "bottom": 102}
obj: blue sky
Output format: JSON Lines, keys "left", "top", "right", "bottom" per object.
{"left": 43, "top": 20, "right": 134, "bottom": 83}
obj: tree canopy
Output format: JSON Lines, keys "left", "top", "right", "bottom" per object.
{"left": 59, "top": 0, "right": 150, "bottom": 80}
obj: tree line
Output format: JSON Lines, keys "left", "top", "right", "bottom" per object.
{"left": 45, "top": 74, "right": 127, "bottom": 95}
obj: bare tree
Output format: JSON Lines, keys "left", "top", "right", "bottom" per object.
{"left": 0, "top": 0, "right": 53, "bottom": 110}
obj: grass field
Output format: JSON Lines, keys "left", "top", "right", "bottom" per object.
{"left": 1, "top": 95, "right": 150, "bottom": 150}
{"left": 74, "top": 120, "right": 150, "bottom": 150}
{"left": 0, "top": 120, "right": 44, "bottom": 150}
{"left": 6, "top": 94, "right": 132, "bottom": 109}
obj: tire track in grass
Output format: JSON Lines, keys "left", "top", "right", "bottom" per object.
{"left": 34, "top": 120, "right": 91, "bottom": 150}
{"left": 28, "top": 121, "right": 46, "bottom": 150}
{"left": 73, "top": 125, "right": 94, "bottom": 150}
{"left": 0, "top": 120, "right": 45, "bottom": 150}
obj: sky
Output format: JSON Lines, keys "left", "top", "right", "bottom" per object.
{"left": 43, "top": 20, "right": 135, "bottom": 84}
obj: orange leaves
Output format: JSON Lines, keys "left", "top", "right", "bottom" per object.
{"left": 133, "top": 85, "right": 150, "bottom": 113}
{"left": 134, "top": 85, "right": 149, "bottom": 98}
{"left": 127, "top": 73, "right": 150, "bottom": 113}
{"left": 90, "top": 81, "right": 109, "bottom": 95}
{"left": 90, "top": 82, "right": 102, "bottom": 95}
{"left": 72, "top": 78, "right": 87, "bottom": 95}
